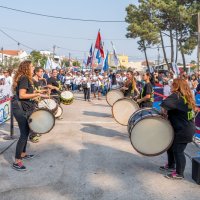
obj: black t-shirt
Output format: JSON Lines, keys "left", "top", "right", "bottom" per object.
{"left": 140, "top": 82, "right": 153, "bottom": 107}
{"left": 124, "top": 82, "right": 132, "bottom": 97}
{"left": 160, "top": 93, "right": 195, "bottom": 143}
{"left": 33, "top": 79, "right": 46, "bottom": 90}
{"left": 47, "top": 77, "right": 61, "bottom": 94}
{"left": 14, "top": 76, "right": 35, "bottom": 111}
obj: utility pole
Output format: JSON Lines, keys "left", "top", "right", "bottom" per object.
{"left": 1, "top": 47, "right": 3, "bottom": 65}
{"left": 53, "top": 45, "right": 56, "bottom": 60}
{"left": 69, "top": 52, "right": 71, "bottom": 67}
{"left": 198, "top": 12, "right": 200, "bottom": 72}
{"left": 157, "top": 46, "right": 160, "bottom": 66}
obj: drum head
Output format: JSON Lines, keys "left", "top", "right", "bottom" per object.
{"left": 61, "top": 91, "right": 73, "bottom": 99}
{"left": 112, "top": 98, "right": 139, "bottom": 126}
{"left": 130, "top": 117, "right": 174, "bottom": 156}
{"left": 55, "top": 105, "right": 63, "bottom": 118}
{"left": 106, "top": 90, "right": 124, "bottom": 106}
{"left": 28, "top": 109, "right": 55, "bottom": 134}
{"left": 38, "top": 99, "right": 57, "bottom": 112}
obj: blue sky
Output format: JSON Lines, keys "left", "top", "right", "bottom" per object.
{"left": 0, "top": 0, "right": 197, "bottom": 63}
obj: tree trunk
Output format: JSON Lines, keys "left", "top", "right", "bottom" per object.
{"left": 179, "top": 40, "right": 186, "bottom": 71}
{"left": 169, "top": 29, "right": 174, "bottom": 64}
{"left": 175, "top": 29, "right": 178, "bottom": 64}
{"left": 143, "top": 41, "right": 150, "bottom": 72}
{"left": 160, "top": 31, "right": 170, "bottom": 70}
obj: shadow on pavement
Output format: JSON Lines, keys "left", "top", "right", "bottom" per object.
{"left": 81, "top": 124, "right": 129, "bottom": 139}
{"left": 83, "top": 111, "right": 111, "bottom": 118}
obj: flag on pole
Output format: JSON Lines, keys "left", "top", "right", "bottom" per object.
{"left": 95, "top": 31, "right": 104, "bottom": 58}
{"left": 87, "top": 44, "right": 93, "bottom": 66}
{"left": 111, "top": 42, "right": 118, "bottom": 66}
{"left": 103, "top": 51, "right": 109, "bottom": 72}
{"left": 96, "top": 49, "right": 102, "bottom": 64}
{"left": 44, "top": 57, "right": 52, "bottom": 70}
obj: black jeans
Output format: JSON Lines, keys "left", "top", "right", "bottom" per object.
{"left": 167, "top": 142, "right": 187, "bottom": 176}
{"left": 13, "top": 105, "right": 30, "bottom": 159}
{"left": 83, "top": 88, "right": 90, "bottom": 100}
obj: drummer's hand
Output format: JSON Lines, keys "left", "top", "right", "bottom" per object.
{"left": 54, "top": 87, "right": 60, "bottom": 91}
{"left": 39, "top": 94, "right": 49, "bottom": 98}
{"left": 137, "top": 99, "right": 142, "bottom": 103}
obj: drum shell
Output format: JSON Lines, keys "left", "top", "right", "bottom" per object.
{"left": 128, "top": 108, "right": 160, "bottom": 135}
{"left": 55, "top": 105, "right": 63, "bottom": 118}
{"left": 61, "top": 97, "right": 74, "bottom": 105}
{"left": 112, "top": 98, "right": 139, "bottom": 126}
{"left": 106, "top": 89, "right": 124, "bottom": 106}
{"left": 28, "top": 108, "right": 55, "bottom": 134}
{"left": 60, "top": 91, "right": 74, "bottom": 105}
{"left": 129, "top": 108, "right": 174, "bottom": 156}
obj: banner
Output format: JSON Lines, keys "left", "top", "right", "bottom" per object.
{"left": 0, "top": 82, "right": 12, "bottom": 124}
{"left": 0, "top": 99, "right": 11, "bottom": 124}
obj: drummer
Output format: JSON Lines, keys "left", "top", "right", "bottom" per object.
{"left": 11, "top": 60, "right": 48, "bottom": 171}
{"left": 137, "top": 72, "right": 153, "bottom": 107}
{"left": 30, "top": 67, "right": 48, "bottom": 143}
{"left": 160, "top": 78, "right": 196, "bottom": 179}
{"left": 121, "top": 70, "right": 139, "bottom": 98}
{"left": 33, "top": 67, "right": 47, "bottom": 90}
{"left": 47, "top": 69, "right": 62, "bottom": 104}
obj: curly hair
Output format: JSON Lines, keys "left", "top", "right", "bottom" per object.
{"left": 12, "top": 60, "right": 33, "bottom": 91}
{"left": 171, "top": 78, "right": 196, "bottom": 111}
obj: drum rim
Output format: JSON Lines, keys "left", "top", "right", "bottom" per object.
{"left": 127, "top": 107, "right": 160, "bottom": 134}
{"left": 55, "top": 105, "right": 63, "bottom": 118}
{"left": 112, "top": 97, "right": 139, "bottom": 126}
{"left": 28, "top": 108, "right": 55, "bottom": 134}
{"left": 129, "top": 115, "right": 174, "bottom": 156}
{"left": 106, "top": 89, "right": 124, "bottom": 106}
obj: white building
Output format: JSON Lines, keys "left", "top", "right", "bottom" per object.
{"left": 0, "top": 50, "right": 28, "bottom": 63}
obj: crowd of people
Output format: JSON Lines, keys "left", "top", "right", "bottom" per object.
{"left": 2, "top": 60, "right": 197, "bottom": 182}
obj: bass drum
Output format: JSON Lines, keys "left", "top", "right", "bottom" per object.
{"left": 112, "top": 98, "right": 139, "bottom": 126}
{"left": 106, "top": 89, "right": 124, "bottom": 106}
{"left": 129, "top": 108, "right": 174, "bottom": 156}
{"left": 61, "top": 91, "right": 74, "bottom": 105}
{"left": 38, "top": 99, "right": 58, "bottom": 114}
{"left": 28, "top": 109, "right": 55, "bottom": 134}
{"left": 55, "top": 105, "right": 63, "bottom": 118}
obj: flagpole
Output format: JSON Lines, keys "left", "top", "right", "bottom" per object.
{"left": 91, "top": 29, "right": 101, "bottom": 73}
{"left": 111, "top": 41, "right": 121, "bottom": 71}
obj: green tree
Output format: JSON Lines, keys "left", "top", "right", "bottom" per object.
{"left": 28, "top": 51, "right": 48, "bottom": 68}
{"left": 125, "top": 3, "right": 160, "bottom": 71}
{"left": 72, "top": 61, "right": 80, "bottom": 67}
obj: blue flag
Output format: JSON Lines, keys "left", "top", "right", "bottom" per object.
{"left": 96, "top": 49, "right": 101, "bottom": 64}
{"left": 103, "top": 51, "right": 109, "bottom": 72}
{"left": 87, "top": 44, "right": 93, "bottom": 66}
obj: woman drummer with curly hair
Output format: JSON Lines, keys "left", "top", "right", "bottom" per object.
{"left": 160, "top": 78, "right": 196, "bottom": 179}
{"left": 12, "top": 60, "right": 47, "bottom": 171}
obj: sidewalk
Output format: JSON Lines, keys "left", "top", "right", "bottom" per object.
{"left": 0, "top": 94, "right": 200, "bottom": 200}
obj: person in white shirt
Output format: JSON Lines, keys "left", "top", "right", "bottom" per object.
{"left": 3, "top": 70, "right": 12, "bottom": 86}
{"left": 82, "top": 73, "right": 91, "bottom": 101}
{"left": 75, "top": 72, "right": 82, "bottom": 92}
{"left": 94, "top": 71, "right": 103, "bottom": 100}
{"left": 65, "top": 73, "right": 72, "bottom": 90}
{"left": 163, "top": 80, "right": 171, "bottom": 98}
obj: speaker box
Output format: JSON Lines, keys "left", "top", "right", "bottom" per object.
{"left": 192, "top": 157, "right": 200, "bottom": 184}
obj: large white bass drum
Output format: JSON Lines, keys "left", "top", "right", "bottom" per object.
{"left": 128, "top": 108, "right": 174, "bottom": 156}
{"left": 112, "top": 98, "right": 139, "bottom": 126}
{"left": 106, "top": 89, "right": 124, "bottom": 106}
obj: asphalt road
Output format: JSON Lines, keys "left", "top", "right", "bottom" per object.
{"left": 0, "top": 93, "right": 200, "bottom": 200}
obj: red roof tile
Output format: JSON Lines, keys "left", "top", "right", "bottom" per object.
{"left": 0, "top": 50, "right": 22, "bottom": 56}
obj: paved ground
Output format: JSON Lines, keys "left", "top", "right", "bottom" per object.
{"left": 0, "top": 93, "right": 200, "bottom": 200}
